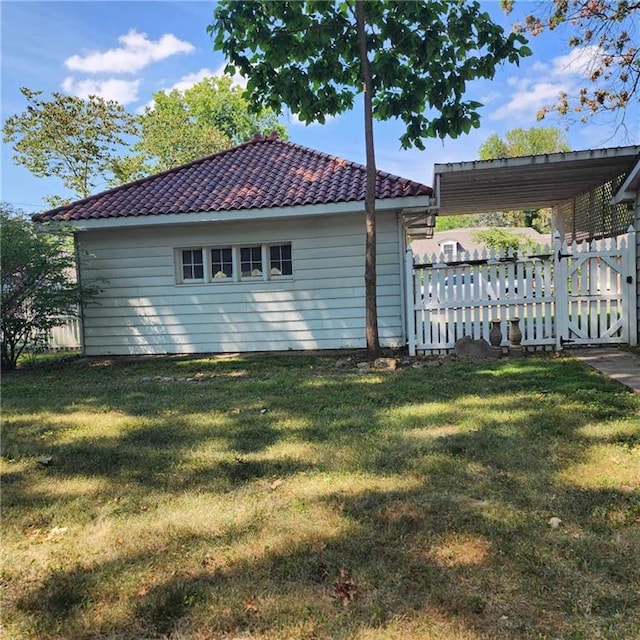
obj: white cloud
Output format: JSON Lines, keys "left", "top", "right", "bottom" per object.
{"left": 62, "top": 77, "right": 140, "bottom": 104}
{"left": 489, "top": 45, "right": 605, "bottom": 123}
{"left": 549, "top": 45, "right": 602, "bottom": 78}
{"left": 170, "top": 68, "right": 218, "bottom": 92}
{"left": 478, "top": 90, "right": 501, "bottom": 105}
{"left": 490, "top": 80, "right": 569, "bottom": 122}
{"left": 65, "top": 30, "right": 194, "bottom": 74}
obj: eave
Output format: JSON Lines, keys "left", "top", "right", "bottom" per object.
{"left": 433, "top": 145, "right": 640, "bottom": 216}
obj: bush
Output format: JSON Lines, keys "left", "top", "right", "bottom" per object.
{"left": 1, "top": 203, "right": 86, "bottom": 370}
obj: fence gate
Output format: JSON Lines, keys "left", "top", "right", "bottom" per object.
{"left": 554, "top": 230, "right": 637, "bottom": 348}
{"left": 406, "top": 228, "right": 636, "bottom": 355}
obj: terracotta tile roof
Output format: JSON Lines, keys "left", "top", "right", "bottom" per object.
{"left": 33, "top": 133, "right": 432, "bottom": 223}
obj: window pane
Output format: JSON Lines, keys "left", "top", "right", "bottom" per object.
{"left": 269, "top": 243, "right": 292, "bottom": 276}
{"left": 182, "top": 249, "right": 203, "bottom": 280}
{"left": 211, "top": 247, "right": 233, "bottom": 279}
{"left": 240, "top": 246, "right": 262, "bottom": 277}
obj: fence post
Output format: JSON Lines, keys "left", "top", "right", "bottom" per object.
{"left": 406, "top": 248, "right": 417, "bottom": 356}
{"left": 624, "top": 226, "right": 637, "bottom": 346}
{"left": 553, "top": 231, "right": 567, "bottom": 351}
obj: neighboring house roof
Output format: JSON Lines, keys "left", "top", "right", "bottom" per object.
{"left": 411, "top": 227, "right": 550, "bottom": 259}
{"left": 33, "top": 133, "right": 432, "bottom": 223}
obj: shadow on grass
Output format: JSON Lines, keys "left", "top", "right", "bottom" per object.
{"left": 15, "top": 479, "right": 639, "bottom": 639}
{"left": 4, "top": 354, "right": 640, "bottom": 639}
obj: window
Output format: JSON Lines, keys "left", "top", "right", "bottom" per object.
{"left": 176, "top": 242, "right": 292, "bottom": 285}
{"left": 211, "top": 247, "right": 233, "bottom": 279}
{"left": 269, "top": 243, "right": 292, "bottom": 276}
{"left": 441, "top": 241, "right": 457, "bottom": 262}
{"left": 182, "top": 249, "right": 204, "bottom": 280}
{"left": 240, "top": 246, "right": 262, "bottom": 277}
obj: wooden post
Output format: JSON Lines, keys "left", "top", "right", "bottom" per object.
{"left": 406, "top": 247, "right": 417, "bottom": 356}
{"left": 624, "top": 226, "right": 637, "bottom": 346}
{"left": 553, "top": 231, "right": 567, "bottom": 351}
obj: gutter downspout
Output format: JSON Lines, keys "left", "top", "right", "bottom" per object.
{"left": 73, "top": 233, "right": 86, "bottom": 357}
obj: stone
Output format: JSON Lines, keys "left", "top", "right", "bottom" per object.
{"left": 335, "top": 357, "right": 354, "bottom": 369}
{"left": 373, "top": 357, "right": 397, "bottom": 371}
{"left": 454, "top": 336, "right": 491, "bottom": 359}
{"left": 356, "top": 361, "right": 371, "bottom": 370}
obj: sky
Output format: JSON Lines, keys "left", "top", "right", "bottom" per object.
{"left": 1, "top": 0, "right": 639, "bottom": 214}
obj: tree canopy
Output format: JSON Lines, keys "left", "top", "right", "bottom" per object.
{"left": 209, "top": 0, "right": 530, "bottom": 355}
{"left": 129, "top": 76, "right": 287, "bottom": 176}
{"left": 478, "top": 126, "right": 571, "bottom": 160}
{"left": 3, "top": 79, "right": 287, "bottom": 199}
{"left": 473, "top": 228, "right": 537, "bottom": 253}
{"left": 211, "top": 1, "right": 530, "bottom": 146}
{"left": 502, "top": 0, "right": 640, "bottom": 130}
{"left": 2, "top": 88, "right": 138, "bottom": 205}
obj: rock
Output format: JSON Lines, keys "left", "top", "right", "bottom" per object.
{"left": 454, "top": 336, "right": 491, "bottom": 359}
{"left": 548, "top": 517, "right": 562, "bottom": 529}
{"left": 37, "top": 456, "right": 52, "bottom": 466}
{"left": 335, "top": 357, "right": 354, "bottom": 369}
{"left": 399, "top": 357, "right": 412, "bottom": 367}
{"left": 356, "top": 361, "right": 371, "bottom": 370}
{"left": 422, "top": 359, "right": 442, "bottom": 368}
{"left": 373, "top": 357, "right": 397, "bottom": 371}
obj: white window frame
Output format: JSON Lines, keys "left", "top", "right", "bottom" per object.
{"left": 177, "top": 247, "right": 205, "bottom": 283}
{"left": 175, "top": 242, "right": 293, "bottom": 285}
{"left": 210, "top": 246, "right": 234, "bottom": 280}
{"left": 441, "top": 241, "right": 457, "bottom": 262}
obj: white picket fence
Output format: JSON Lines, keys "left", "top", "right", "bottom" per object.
{"left": 48, "top": 317, "right": 82, "bottom": 350}
{"left": 406, "top": 229, "right": 636, "bottom": 355}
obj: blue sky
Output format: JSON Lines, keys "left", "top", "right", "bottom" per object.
{"left": 2, "top": 0, "right": 639, "bottom": 213}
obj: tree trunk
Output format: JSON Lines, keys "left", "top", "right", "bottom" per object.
{"left": 356, "top": 0, "right": 381, "bottom": 359}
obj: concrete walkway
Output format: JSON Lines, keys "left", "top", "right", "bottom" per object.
{"left": 571, "top": 348, "right": 640, "bottom": 394}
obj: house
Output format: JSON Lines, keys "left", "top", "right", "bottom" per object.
{"left": 33, "top": 134, "right": 433, "bottom": 356}
{"left": 410, "top": 226, "right": 549, "bottom": 263}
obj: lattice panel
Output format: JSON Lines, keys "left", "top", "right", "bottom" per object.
{"left": 555, "top": 173, "right": 634, "bottom": 242}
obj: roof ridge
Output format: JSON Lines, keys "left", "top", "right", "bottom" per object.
{"left": 34, "top": 135, "right": 432, "bottom": 223}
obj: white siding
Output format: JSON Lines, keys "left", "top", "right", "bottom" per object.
{"left": 78, "top": 212, "right": 404, "bottom": 355}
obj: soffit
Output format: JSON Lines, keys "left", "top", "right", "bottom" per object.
{"left": 434, "top": 146, "right": 640, "bottom": 216}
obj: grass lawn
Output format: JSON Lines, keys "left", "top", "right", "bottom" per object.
{"left": 1, "top": 352, "right": 639, "bottom": 640}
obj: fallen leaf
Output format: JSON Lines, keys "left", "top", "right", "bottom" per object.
{"left": 333, "top": 568, "right": 357, "bottom": 606}
{"left": 245, "top": 598, "right": 259, "bottom": 614}
{"left": 270, "top": 478, "right": 283, "bottom": 490}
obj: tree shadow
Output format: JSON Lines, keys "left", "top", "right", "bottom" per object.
{"left": 4, "top": 354, "right": 639, "bottom": 638}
